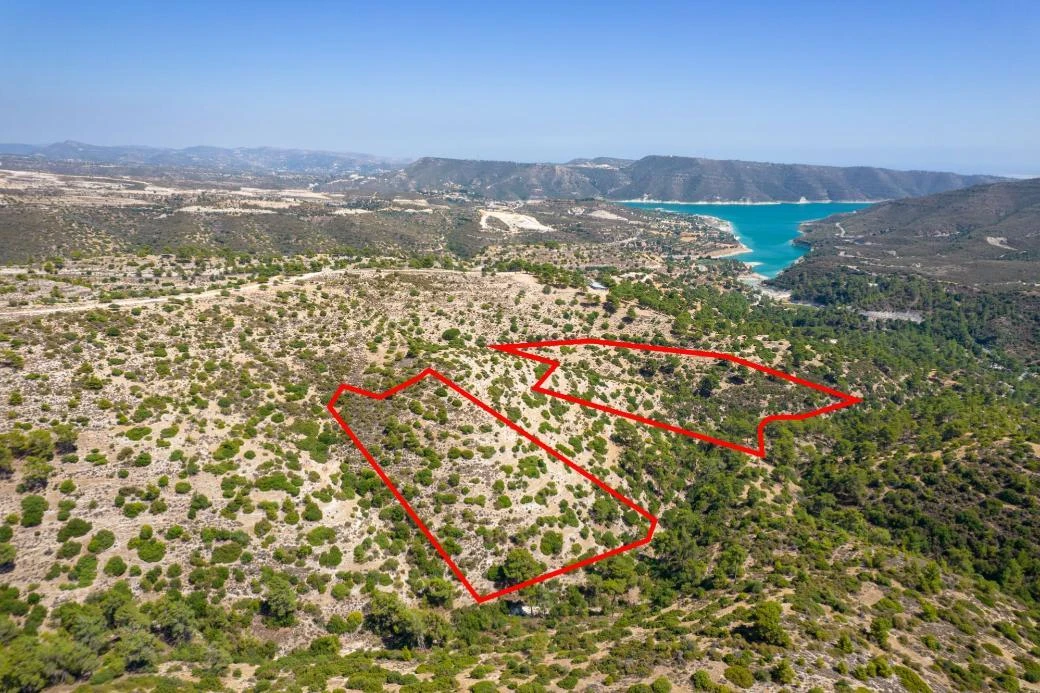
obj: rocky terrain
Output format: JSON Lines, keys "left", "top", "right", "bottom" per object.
{"left": 0, "top": 163, "right": 1036, "bottom": 693}
{"left": 0, "top": 239, "right": 1036, "bottom": 691}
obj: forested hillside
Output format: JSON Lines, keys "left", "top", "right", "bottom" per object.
{"left": 775, "top": 178, "right": 1040, "bottom": 360}
{"left": 0, "top": 244, "right": 1036, "bottom": 692}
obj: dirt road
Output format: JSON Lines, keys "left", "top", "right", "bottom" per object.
{"left": 0, "top": 267, "right": 514, "bottom": 319}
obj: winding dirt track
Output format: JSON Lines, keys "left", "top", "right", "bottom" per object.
{"left": 0, "top": 269, "right": 343, "bottom": 319}
{"left": 0, "top": 268, "right": 520, "bottom": 319}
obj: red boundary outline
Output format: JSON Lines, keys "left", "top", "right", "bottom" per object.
{"left": 326, "top": 367, "right": 658, "bottom": 603}
{"left": 489, "top": 338, "right": 862, "bottom": 459}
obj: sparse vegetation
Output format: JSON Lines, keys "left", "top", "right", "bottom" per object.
{"left": 0, "top": 189, "right": 1035, "bottom": 692}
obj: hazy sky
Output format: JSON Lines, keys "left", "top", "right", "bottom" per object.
{"left": 2, "top": 0, "right": 1038, "bottom": 174}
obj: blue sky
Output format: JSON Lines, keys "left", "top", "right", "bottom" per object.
{"left": 2, "top": 0, "right": 1037, "bottom": 174}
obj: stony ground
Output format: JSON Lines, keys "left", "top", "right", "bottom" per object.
{"left": 0, "top": 251, "right": 1037, "bottom": 692}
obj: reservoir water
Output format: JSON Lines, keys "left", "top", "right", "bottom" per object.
{"left": 622, "top": 202, "right": 870, "bottom": 278}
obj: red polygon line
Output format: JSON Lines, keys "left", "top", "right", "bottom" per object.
{"left": 489, "top": 338, "right": 862, "bottom": 459}
{"left": 326, "top": 367, "right": 658, "bottom": 603}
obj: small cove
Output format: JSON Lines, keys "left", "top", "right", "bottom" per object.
{"left": 622, "top": 201, "right": 870, "bottom": 278}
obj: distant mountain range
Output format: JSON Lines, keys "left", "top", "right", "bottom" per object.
{"left": 0, "top": 141, "right": 1007, "bottom": 202}
{"left": 385, "top": 155, "right": 1007, "bottom": 202}
{"left": 0, "top": 141, "right": 409, "bottom": 175}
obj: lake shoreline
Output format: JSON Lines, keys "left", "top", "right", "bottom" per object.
{"left": 623, "top": 201, "right": 869, "bottom": 278}
{"left": 616, "top": 198, "right": 885, "bottom": 205}
{"left": 706, "top": 244, "right": 753, "bottom": 258}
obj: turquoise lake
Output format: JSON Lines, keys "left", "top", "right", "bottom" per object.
{"left": 622, "top": 202, "right": 870, "bottom": 278}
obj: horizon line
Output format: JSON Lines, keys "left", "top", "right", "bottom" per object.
{"left": 0, "top": 139, "right": 1023, "bottom": 178}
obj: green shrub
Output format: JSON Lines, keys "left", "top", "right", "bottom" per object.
{"left": 771, "top": 660, "right": 795, "bottom": 684}
{"left": 327, "top": 613, "right": 363, "bottom": 634}
{"left": 893, "top": 666, "right": 932, "bottom": 693}
{"left": 261, "top": 574, "right": 297, "bottom": 627}
{"left": 651, "top": 677, "right": 672, "bottom": 693}
{"left": 20, "top": 495, "right": 48, "bottom": 527}
{"left": 690, "top": 671, "right": 717, "bottom": 691}
{"left": 88, "top": 529, "right": 116, "bottom": 554}
{"left": 211, "top": 542, "right": 243, "bottom": 564}
{"left": 344, "top": 611, "right": 363, "bottom": 631}
{"left": 539, "top": 530, "right": 564, "bottom": 556}
{"left": 306, "top": 526, "right": 336, "bottom": 545}
{"left": 365, "top": 591, "right": 448, "bottom": 648}
{"left": 318, "top": 546, "right": 342, "bottom": 568}
{"left": 70, "top": 554, "right": 98, "bottom": 587}
{"left": 212, "top": 439, "right": 242, "bottom": 461}
{"left": 104, "top": 555, "right": 127, "bottom": 576}
{"left": 58, "top": 541, "right": 81, "bottom": 559}
{"left": 122, "top": 502, "right": 146, "bottom": 518}
{"left": 130, "top": 536, "right": 166, "bottom": 563}
{"left": 743, "top": 600, "right": 791, "bottom": 647}
{"left": 724, "top": 665, "right": 754, "bottom": 689}
{"left": 57, "top": 517, "right": 92, "bottom": 542}
{"left": 125, "top": 426, "right": 152, "bottom": 441}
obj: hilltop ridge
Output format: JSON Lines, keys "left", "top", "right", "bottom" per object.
{"left": 773, "top": 177, "right": 1040, "bottom": 358}
{"left": 369, "top": 154, "right": 1005, "bottom": 202}
{"left": 0, "top": 141, "right": 1006, "bottom": 202}
{"left": 0, "top": 141, "right": 409, "bottom": 176}
{"left": 785, "top": 177, "right": 1040, "bottom": 287}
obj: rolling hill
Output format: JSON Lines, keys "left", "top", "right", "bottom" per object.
{"left": 773, "top": 177, "right": 1040, "bottom": 358}
{"left": 0, "top": 141, "right": 408, "bottom": 175}
{"left": 787, "top": 177, "right": 1040, "bottom": 287}
{"left": 1, "top": 142, "right": 1005, "bottom": 202}
{"left": 370, "top": 154, "right": 1006, "bottom": 202}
